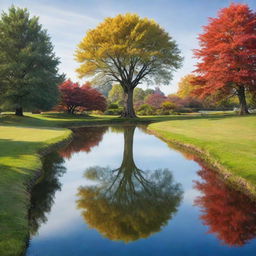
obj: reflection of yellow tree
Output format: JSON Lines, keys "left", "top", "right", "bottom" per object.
{"left": 77, "top": 126, "right": 183, "bottom": 242}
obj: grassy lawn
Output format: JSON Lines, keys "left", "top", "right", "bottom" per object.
{"left": 148, "top": 114, "right": 256, "bottom": 189}
{"left": 0, "top": 111, "right": 254, "bottom": 255}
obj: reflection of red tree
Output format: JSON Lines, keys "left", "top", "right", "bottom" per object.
{"left": 59, "top": 127, "right": 107, "bottom": 159}
{"left": 194, "top": 168, "right": 256, "bottom": 247}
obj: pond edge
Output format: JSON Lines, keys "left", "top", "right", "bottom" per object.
{"left": 22, "top": 129, "right": 73, "bottom": 256}
{"left": 147, "top": 127, "right": 256, "bottom": 201}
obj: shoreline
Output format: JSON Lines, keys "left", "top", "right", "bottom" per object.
{"left": 147, "top": 127, "right": 256, "bottom": 201}
{"left": 23, "top": 130, "right": 73, "bottom": 256}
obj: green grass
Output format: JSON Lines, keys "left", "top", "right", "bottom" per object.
{"left": 0, "top": 121, "right": 72, "bottom": 255}
{"left": 0, "top": 111, "right": 253, "bottom": 255}
{"left": 148, "top": 114, "right": 256, "bottom": 187}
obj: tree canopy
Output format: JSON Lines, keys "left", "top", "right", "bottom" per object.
{"left": 0, "top": 6, "right": 63, "bottom": 116}
{"left": 75, "top": 13, "right": 182, "bottom": 117}
{"left": 58, "top": 80, "right": 107, "bottom": 114}
{"left": 193, "top": 3, "right": 256, "bottom": 115}
{"left": 177, "top": 74, "right": 198, "bottom": 98}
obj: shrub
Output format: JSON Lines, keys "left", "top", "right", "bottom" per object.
{"left": 104, "top": 107, "right": 123, "bottom": 115}
{"left": 137, "top": 104, "right": 155, "bottom": 115}
{"left": 108, "top": 103, "right": 119, "bottom": 109}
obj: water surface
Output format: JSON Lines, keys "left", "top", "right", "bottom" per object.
{"left": 26, "top": 125, "right": 256, "bottom": 256}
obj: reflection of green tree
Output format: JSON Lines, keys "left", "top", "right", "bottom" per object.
{"left": 77, "top": 126, "right": 183, "bottom": 242}
{"left": 29, "top": 152, "right": 66, "bottom": 235}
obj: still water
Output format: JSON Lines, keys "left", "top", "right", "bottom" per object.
{"left": 26, "top": 125, "right": 256, "bottom": 256}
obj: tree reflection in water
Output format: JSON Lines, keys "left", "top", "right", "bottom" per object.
{"left": 59, "top": 126, "right": 108, "bottom": 159}
{"left": 194, "top": 167, "right": 256, "bottom": 247}
{"left": 29, "top": 152, "right": 66, "bottom": 235}
{"left": 77, "top": 126, "right": 183, "bottom": 242}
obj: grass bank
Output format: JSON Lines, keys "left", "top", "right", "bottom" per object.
{"left": 148, "top": 114, "right": 256, "bottom": 197}
{"left": 0, "top": 124, "right": 72, "bottom": 256}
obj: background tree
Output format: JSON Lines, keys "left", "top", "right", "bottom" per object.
{"left": 193, "top": 3, "right": 256, "bottom": 115}
{"left": 77, "top": 126, "right": 183, "bottom": 241}
{"left": 75, "top": 13, "right": 182, "bottom": 118}
{"left": 0, "top": 6, "right": 63, "bottom": 116}
{"left": 145, "top": 93, "right": 167, "bottom": 109}
{"left": 107, "top": 84, "right": 124, "bottom": 106}
{"left": 177, "top": 74, "right": 198, "bottom": 98}
{"left": 58, "top": 80, "right": 107, "bottom": 114}
{"left": 133, "top": 87, "right": 146, "bottom": 108}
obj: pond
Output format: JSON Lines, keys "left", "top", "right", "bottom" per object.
{"left": 26, "top": 125, "right": 256, "bottom": 256}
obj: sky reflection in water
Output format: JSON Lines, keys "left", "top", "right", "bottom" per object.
{"left": 26, "top": 126, "right": 256, "bottom": 256}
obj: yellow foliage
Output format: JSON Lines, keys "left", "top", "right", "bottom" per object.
{"left": 177, "top": 74, "right": 197, "bottom": 98}
{"left": 75, "top": 13, "right": 181, "bottom": 80}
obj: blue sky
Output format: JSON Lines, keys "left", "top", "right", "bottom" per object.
{"left": 0, "top": 0, "right": 255, "bottom": 94}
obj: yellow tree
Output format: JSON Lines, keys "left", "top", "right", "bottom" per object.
{"left": 177, "top": 74, "right": 197, "bottom": 98}
{"left": 75, "top": 13, "right": 182, "bottom": 118}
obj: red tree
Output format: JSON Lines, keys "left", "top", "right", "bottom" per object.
{"left": 58, "top": 80, "right": 107, "bottom": 114}
{"left": 193, "top": 3, "right": 256, "bottom": 115}
{"left": 145, "top": 93, "right": 167, "bottom": 108}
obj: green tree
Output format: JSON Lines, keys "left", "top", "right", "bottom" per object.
{"left": 108, "top": 84, "right": 124, "bottom": 105}
{"left": 133, "top": 87, "right": 146, "bottom": 106}
{"left": 0, "top": 6, "right": 63, "bottom": 116}
{"left": 75, "top": 13, "right": 182, "bottom": 118}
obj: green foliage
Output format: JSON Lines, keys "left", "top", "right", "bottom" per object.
{"left": 107, "top": 84, "right": 124, "bottom": 105}
{"left": 137, "top": 104, "right": 155, "bottom": 116}
{"left": 133, "top": 88, "right": 146, "bottom": 103}
{"left": 0, "top": 6, "right": 63, "bottom": 114}
{"left": 161, "top": 101, "right": 176, "bottom": 110}
{"left": 105, "top": 102, "right": 123, "bottom": 115}
{"left": 108, "top": 103, "right": 119, "bottom": 109}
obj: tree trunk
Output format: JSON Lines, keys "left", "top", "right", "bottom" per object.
{"left": 237, "top": 86, "right": 249, "bottom": 115}
{"left": 15, "top": 107, "right": 23, "bottom": 116}
{"left": 121, "top": 88, "right": 137, "bottom": 118}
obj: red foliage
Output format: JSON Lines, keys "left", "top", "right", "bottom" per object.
{"left": 59, "top": 127, "right": 107, "bottom": 159}
{"left": 193, "top": 3, "right": 256, "bottom": 98}
{"left": 145, "top": 93, "right": 167, "bottom": 108}
{"left": 194, "top": 167, "right": 256, "bottom": 247}
{"left": 58, "top": 80, "right": 107, "bottom": 113}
